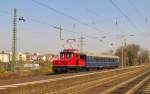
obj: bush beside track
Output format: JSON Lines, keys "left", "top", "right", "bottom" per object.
{"left": 0, "top": 66, "right": 52, "bottom": 80}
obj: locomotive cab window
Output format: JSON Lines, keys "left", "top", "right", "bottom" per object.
{"left": 60, "top": 52, "right": 65, "bottom": 58}
{"left": 60, "top": 52, "right": 73, "bottom": 59}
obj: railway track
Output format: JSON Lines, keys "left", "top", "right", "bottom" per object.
{"left": 0, "top": 65, "right": 149, "bottom": 94}
{"left": 47, "top": 67, "right": 149, "bottom": 94}
{"left": 138, "top": 79, "right": 150, "bottom": 94}
{"left": 50, "top": 69, "right": 146, "bottom": 94}
{"left": 99, "top": 70, "right": 150, "bottom": 94}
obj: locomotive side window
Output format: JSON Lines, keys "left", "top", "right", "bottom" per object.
{"left": 66, "top": 53, "right": 70, "bottom": 58}
{"left": 60, "top": 52, "right": 65, "bottom": 58}
{"left": 80, "top": 54, "right": 86, "bottom": 61}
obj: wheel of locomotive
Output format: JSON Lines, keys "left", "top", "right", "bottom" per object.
{"left": 97, "top": 67, "right": 100, "bottom": 70}
{"left": 66, "top": 68, "right": 71, "bottom": 73}
{"left": 82, "top": 67, "right": 87, "bottom": 72}
{"left": 63, "top": 68, "right": 68, "bottom": 73}
{"left": 76, "top": 67, "right": 80, "bottom": 72}
{"left": 86, "top": 68, "right": 89, "bottom": 71}
{"left": 53, "top": 69, "right": 59, "bottom": 73}
{"left": 54, "top": 68, "right": 62, "bottom": 73}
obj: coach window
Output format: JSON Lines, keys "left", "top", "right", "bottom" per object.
{"left": 106, "top": 58, "right": 108, "bottom": 62}
{"left": 104, "top": 58, "right": 106, "bottom": 62}
{"left": 102, "top": 58, "right": 104, "bottom": 62}
{"left": 89, "top": 56, "right": 93, "bottom": 62}
{"left": 115, "top": 59, "right": 118, "bottom": 62}
{"left": 87, "top": 56, "right": 90, "bottom": 61}
{"left": 107, "top": 59, "right": 109, "bottom": 62}
{"left": 95, "top": 57, "right": 97, "bottom": 62}
{"left": 90, "top": 56, "right": 92, "bottom": 61}
{"left": 107, "top": 58, "right": 109, "bottom": 62}
{"left": 110, "top": 59, "right": 112, "bottom": 62}
{"left": 99, "top": 58, "right": 102, "bottom": 62}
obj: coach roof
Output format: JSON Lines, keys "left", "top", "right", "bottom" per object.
{"left": 86, "top": 53, "right": 119, "bottom": 59}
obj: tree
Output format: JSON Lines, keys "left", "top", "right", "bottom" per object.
{"left": 115, "top": 47, "right": 123, "bottom": 66}
{"left": 126, "top": 44, "right": 140, "bottom": 66}
{"left": 115, "top": 44, "right": 149, "bottom": 66}
{"left": 140, "top": 49, "right": 149, "bottom": 64}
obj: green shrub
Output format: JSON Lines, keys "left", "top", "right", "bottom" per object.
{"left": 39, "top": 66, "right": 52, "bottom": 74}
{"left": 0, "top": 66, "right": 5, "bottom": 73}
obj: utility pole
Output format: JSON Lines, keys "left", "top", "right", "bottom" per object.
{"left": 79, "top": 34, "right": 85, "bottom": 53}
{"left": 121, "top": 41, "right": 124, "bottom": 68}
{"left": 145, "top": 17, "right": 148, "bottom": 32}
{"left": 121, "top": 39, "right": 127, "bottom": 68}
{"left": 124, "top": 39, "right": 127, "bottom": 67}
{"left": 53, "top": 25, "right": 63, "bottom": 40}
{"left": 114, "top": 17, "right": 119, "bottom": 33}
{"left": 115, "top": 18, "right": 124, "bottom": 67}
{"left": 11, "top": 8, "right": 17, "bottom": 72}
{"left": 59, "top": 25, "right": 63, "bottom": 40}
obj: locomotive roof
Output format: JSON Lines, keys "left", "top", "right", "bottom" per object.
{"left": 62, "top": 49, "right": 79, "bottom": 52}
{"left": 86, "top": 53, "right": 119, "bottom": 59}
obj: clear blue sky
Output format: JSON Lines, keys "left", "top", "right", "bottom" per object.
{"left": 0, "top": 0, "right": 150, "bottom": 54}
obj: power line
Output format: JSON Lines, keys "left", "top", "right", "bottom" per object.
{"left": 20, "top": 13, "right": 102, "bottom": 41}
{"left": 127, "top": 0, "right": 150, "bottom": 36}
{"left": 85, "top": 8, "right": 102, "bottom": 18}
{"left": 31, "top": 0, "right": 109, "bottom": 35}
{"left": 1, "top": 8, "right": 137, "bottom": 48}
{"left": 127, "top": 0, "right": 141, "bottom": 14}
{"left": 0, "top": 9, "right": 103, "bottom": 43}
{"left": 84, "top": 8, "right": 105, "bottom": 29}
{"left": 109, "top": 0, "right": 140, "bottom": 32}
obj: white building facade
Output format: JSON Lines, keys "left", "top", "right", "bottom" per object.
{"left": 0, "top": 53, "right": 10, "bottom": 63}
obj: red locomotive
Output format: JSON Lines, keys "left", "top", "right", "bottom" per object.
{"left": 52, "top": 48, "right": 86, "bottom": 72}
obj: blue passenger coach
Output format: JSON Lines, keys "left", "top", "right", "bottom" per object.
{"left": 86, "top": 54, "right": 119, "bottom": 69}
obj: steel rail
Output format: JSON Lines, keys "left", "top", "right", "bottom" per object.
{"left": 47, "top": 69, "right": 146, "bottom": 94}
{"left": 125, "top": 74, "right": 150, "bottom": 94}
{"left": 99, "top": 70, "right": 150, "bottom": 94}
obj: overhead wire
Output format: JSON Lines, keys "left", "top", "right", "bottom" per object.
{"left": 84, "top": 8, "right": 105, "bottom": 29}
{"left": 127, "top": 0, "right": 150, "bottom": 37}
{"left": 109, "top": 0, "right": 141, "bottom": 33}
{"left": 85, "top": 7, "right": 124, "bottom": 38}
{"left": 31, "top": 0, "right": 109, "bottom": 35}
{"left": 25, "top": 16, "right": 101, "bottom": 40}
{"left": 127, "top": 0, "right": 141, "bottom": 15}
{"left": 0, "top": 9, "right": 102, "bottom": 42}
